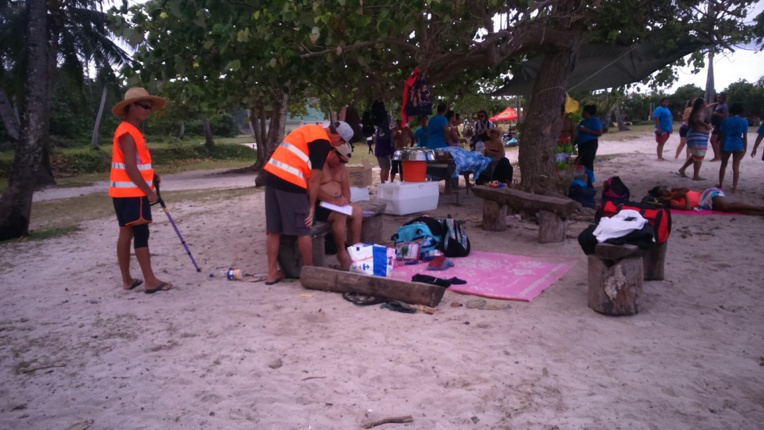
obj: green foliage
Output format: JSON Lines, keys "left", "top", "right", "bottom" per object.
{"left": 723, "top": 78, "right": 764, "bottom": 118}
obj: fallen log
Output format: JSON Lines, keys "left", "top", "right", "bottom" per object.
{"left": 299, "top": 266, "right": 445, "bottom": 307}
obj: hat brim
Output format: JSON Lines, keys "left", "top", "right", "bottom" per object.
{"left": 111, "top": 95, "right": 168, "bottom": 117}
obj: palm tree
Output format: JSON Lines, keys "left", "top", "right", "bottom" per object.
{"left": 0, "top": 0, "right": 131, "bottom": 239}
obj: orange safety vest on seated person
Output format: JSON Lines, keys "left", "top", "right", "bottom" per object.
{"left": 109, "top": 122, "right": 155, "bottom": 197}
{"left": 263, "top": 124, "right": 329, "bottom": 189}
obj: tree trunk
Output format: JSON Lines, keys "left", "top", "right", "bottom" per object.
{"left": 0, "top": 90, "right": 20, "bottom": 141}
{"left": 0, "top": 0, "right": 48, "bottom": 240}
{"left": 201, "top": 115, "right": 215, "bottom": 148}
{"left": 604, "top": 102, "right": 618, "bottom": 133}
{"left": 255, "top": 89, "right": 290, "bottom": 187}
{"left": 704, "top": 47, "right": 715, "bottom": 105}
{"left": 178, "top": 121, "right": 185, "bottom": 139}
{"left": 615, "top": 104, "right": 628, "bottom": 131}
{"left": 518, "top": 42, "right": 582, "bottom": 195}
{"left": 91, "top": 86, "right": 108, "bottom": 150}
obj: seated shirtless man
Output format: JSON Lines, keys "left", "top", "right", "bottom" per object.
{"left": 315, "top": 142, "right": 363, "bottom": 269}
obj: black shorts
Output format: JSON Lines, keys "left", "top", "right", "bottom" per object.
{"left": 113, "top": 196, "right": 152, "bottom": 227}
{"left": 679, "top": 124, "right": 689, "bottom": 138}
{"left": 265, "top": 185, "right": 311, "bottom": 236}
{"left": 314, "top": 203, "right": 332, "bottom": 223}
{"left": 711, "top": 126, "right": 722, "bottom": 135}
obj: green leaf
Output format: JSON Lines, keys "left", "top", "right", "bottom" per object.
{"left": 237, "top": 28, "right": 251, "bottom": 42}
{"left": 269, "top": 58, "right": 277, "bottom": 68}
{"left": 226, "top": 60, "right": 241, "bottom": 71}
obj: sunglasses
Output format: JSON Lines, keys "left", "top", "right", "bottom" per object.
{"left": 134, "top": 102, "right": 152, "bottom": 110}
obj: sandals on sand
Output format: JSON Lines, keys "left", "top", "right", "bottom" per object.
{"left": 342, "top": 292, "right": 385, "bottom": 306}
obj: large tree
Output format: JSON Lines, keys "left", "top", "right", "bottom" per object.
{"left": 124, "top": 0, "right": 759, "bottom": 193}
{"left": 0, "top": 0, "right": 131, "bottom": 239}
{"left": 0, "top": 0, "right": 47, "bottom": 241}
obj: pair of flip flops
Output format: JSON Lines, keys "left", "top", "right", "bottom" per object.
{"left": 380, "top": 301, "right": 417, "bottom": 314}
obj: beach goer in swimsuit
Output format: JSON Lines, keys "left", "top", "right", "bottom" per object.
{"left": 649, "top": 186, "right": 764, "bottom": 215}
{"left": 675, "top": 98, "right": 695, "bottom": 160}
{"left": 678, "top": 98, "right": 712, "bottom": 181}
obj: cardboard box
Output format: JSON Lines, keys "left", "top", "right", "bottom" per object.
{"left": 346, "top": 161, "right": 373, "bottom": 187}
{"left": 350, "top": 186, "right": 370, "bottom": 202}
{"left": 377, "top": 181, "right": 439, "bottom": 215}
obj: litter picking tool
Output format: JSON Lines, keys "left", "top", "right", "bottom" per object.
{"left": 153, "top": 179, "right": 201, "bottom": 272}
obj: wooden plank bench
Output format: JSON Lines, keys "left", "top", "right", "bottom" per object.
{"left": 277, "top": 201, "right": 388, "bottom": 278}
{"left": 471, "top": 185, "right": 579, "bottom": 243}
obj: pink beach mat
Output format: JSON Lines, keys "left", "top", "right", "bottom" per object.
{"left": 671, "top": 209, "right": 741, "bottom": 215}
{"left": 390, "top": 251, "right": 576, "bottom": 302}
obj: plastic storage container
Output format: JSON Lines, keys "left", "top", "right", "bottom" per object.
{"left": 377, "top": 181, "right": 439, "bottom": 215}
{"left": 393, "top": 148, "right": 434, "bottom": 183}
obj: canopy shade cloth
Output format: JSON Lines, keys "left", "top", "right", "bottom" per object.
{"left": 489, "top": 107, "right": 518, "bottom": 122}
{"left": 492, "top": 37, "right": 704, "bottom": 96}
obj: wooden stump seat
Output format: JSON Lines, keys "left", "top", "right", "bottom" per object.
{"left": 277, "top": 223, "right": 332, "bottom": 279}
{"left": 471, "top": 185, "right": 579, "bottom": 243}
{"left": 358, "top": 201, "right": 387, "bottom": 244}
{"left": 587, "top": 243, "right": 644, "bottom": 316}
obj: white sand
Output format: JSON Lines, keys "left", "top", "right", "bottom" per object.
{"left": 2, "top": 131, "right": 764, "bottom": 429}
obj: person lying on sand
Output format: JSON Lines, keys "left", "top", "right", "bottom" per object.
{"left": 648, "top": 186, "right": 764, "bottom": 215}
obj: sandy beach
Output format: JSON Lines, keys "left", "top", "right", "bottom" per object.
{"left": 1, "top": 130, "right": 763, "bottom": 429}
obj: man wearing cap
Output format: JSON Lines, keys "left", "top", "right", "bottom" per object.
{"left": 263, "top": 121, "right": 354, "bottom": 285}
{"left": 110, "top": 87, "right": 173, "bottom": 294}
{"left": 652, "top": 97, "right": 672, "bottom": 161}
{"left": 315, "top": 142, "right": 362, "bottom": 270}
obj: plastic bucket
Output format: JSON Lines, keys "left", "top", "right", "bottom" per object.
{"left": 402, "top": 160, "right": 427, "bottom": 182}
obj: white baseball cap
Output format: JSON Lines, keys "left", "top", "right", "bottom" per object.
{"left": 330, "top": 121, "right": 354, "bottom": 143}
{"left": 335, "top": 142, "right": 353, "bottom": 161}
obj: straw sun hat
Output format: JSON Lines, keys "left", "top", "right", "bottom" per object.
{"left": 111, "top": 87, "right": 168, "bottom": 117}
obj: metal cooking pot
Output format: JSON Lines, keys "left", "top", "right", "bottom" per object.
{"left": 392, "top": 147, "right": 434, "bottom": 161}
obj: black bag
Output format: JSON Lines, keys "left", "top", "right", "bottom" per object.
{"left": 601, "top": 176, "right": 630, "bottom": 205}
{"left": 569, "top": 185, "right": 597, "bottom": 208}
{"left": 441, "top": 215, "right": 471, "bottom": 257}
{"left": 476, "top": 157, "right": 513, "bottom": 185}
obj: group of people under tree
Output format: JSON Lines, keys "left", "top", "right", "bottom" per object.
{"left": 109, "top": 86, "right": 764, "bottom": 291}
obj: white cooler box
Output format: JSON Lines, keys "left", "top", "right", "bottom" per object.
{"left": 377, "top": 181, "right": 439, "bottom": 215}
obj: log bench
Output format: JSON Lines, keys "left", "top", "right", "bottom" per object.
{"left": 278, "top": 201, "right": 388, "bottom": 278}
{"left": 471, "top": 185, "right": 579, "bottom": 243}
{"left": 300, "top": 265, "right": 445, "bottom": 307}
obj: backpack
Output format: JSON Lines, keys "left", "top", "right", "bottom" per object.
{"left": 391, "top": 216, "right": 444, "bottom": 259}
{"left": 601, "top": 176, "right": 630, "bottom": 205}
{"left": 597, "top": 200, "right": 671, "bottom": 244}
{"left": 441, "top": 215, "right": 471, "bottom": 257}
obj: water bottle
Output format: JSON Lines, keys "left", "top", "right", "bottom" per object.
{"left": 209, "top": 267, "right": 242, "bottom": 280}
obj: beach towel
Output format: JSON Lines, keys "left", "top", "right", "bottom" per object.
{"left": 390, "top": 250, "right": 576, "bottom": 302}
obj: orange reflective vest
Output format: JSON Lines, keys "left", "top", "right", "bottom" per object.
{"left": 109, "top": 122, "right": 155, "bottom": 198}
{"left": 263, "top": 125, "right": 329, "bottom": 189}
